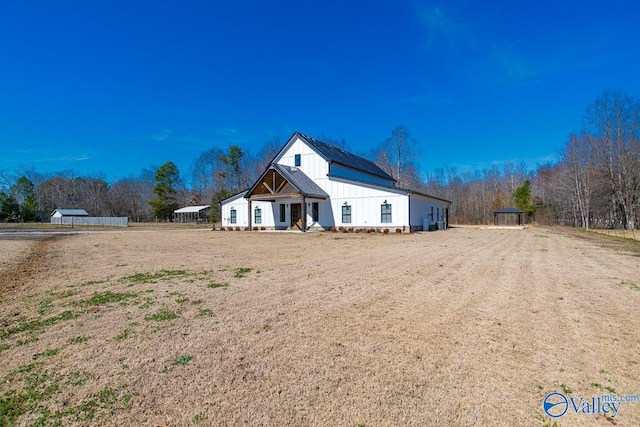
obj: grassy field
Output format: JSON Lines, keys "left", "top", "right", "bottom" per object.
{"left": 0, "top": 226, "right": 639, "bottom": 426}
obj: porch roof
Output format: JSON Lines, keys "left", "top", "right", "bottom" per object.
{"left": 174, "top": 205, "right": 210, "bottom": 214}
{"left": 245, "top": 163, "right": 329, "bottom": 200}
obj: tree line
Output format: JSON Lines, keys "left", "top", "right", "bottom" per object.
{"left": 1, "top": 90, "right": 638, "bottom": 230}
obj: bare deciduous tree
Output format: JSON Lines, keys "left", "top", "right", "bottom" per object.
{"left": 374, "top": 125, "right": 421, "bottom": 188}
{"left": 585, "top": 90, "right": 640, "bottom": 229}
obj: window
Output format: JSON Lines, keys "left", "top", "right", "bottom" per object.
{"left": 279, "top": 204, "right": 286, "bottom": 222}
{"left": 312, "top": 202, "right": 319, "bottom": 222}
{"left": 437, "top": 207, "right": 440, "bottom": 221}
{"left": 294, "top": 154, "right": 301, "bottom": 167}
{"left": 342, "top": 205, "right": 351, "bottom": 223}
{"left": 430, "top": 206, "right": 434, "bottom": 221}
{"left": 230, "top": 208, "right": 236, "bottom": 224}
{"left": 381, "top": 203, "right": 392, "bottom": 223}
{"left": 254, "top": 207, "right": 261, "bottom": 224}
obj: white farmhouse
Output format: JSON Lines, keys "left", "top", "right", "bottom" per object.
{"left": 220, "top": 132, "right": 450, "bottom": 232}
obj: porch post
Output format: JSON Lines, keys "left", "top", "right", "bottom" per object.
{"left": 302, "top": 196, "right": 307, "bottom": 232}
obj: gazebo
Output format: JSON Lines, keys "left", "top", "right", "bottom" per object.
{"left": 174, "top": 205, "right": 211, "bottom": 223}
{"left": 494, "top": 207, "right": 525, "bottom": 226}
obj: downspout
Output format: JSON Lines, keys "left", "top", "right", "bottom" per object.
{"left": 408, "top": 194, "right": 411, "bottom": 233}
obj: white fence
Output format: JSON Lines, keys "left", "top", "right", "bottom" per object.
{"left": 51, "top": 217, "right": 129, "bottom": 227}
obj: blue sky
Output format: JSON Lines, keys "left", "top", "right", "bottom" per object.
{"left": 1, "top": 1, "right": 639, "bottom": 183}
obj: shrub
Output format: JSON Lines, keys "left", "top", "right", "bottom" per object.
{"left": 329, "top": 227, "right": 337, "bottom": 232}
{"left": 395, "top": 228, "right": 402, "bottom": 233}
{"left": 383, "top": 229, "right": 389, "bottom": 234}
{"left": 355, "top": 228, "right": 361, "bottom": 233}
{"left": 235, "top": 227, "right": 240, "bottom": 231}
{"left": 260, "top": 226, "right": 266, "bottom": 230}
{"left": 253, "top": 226, "right": 258, "bottom": 231}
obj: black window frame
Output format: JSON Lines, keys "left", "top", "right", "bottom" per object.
{"left": 279, "top": 204, "right": 286, "bottom": 222}
{"left": 342, "top": 205, "right": 351, "bottom": 224}
{"left": 294, "top": 154, "right": 301, "bottom": 167}
{"left": 230, "top": 208, "right": 237, "bottom": 224}
{"left": 381, "top": 203, "right": 392, "bottom": 223}
{"left": 254, "top": 207, "right": 261, "bottom": 224}
{"left": 312, "top": 202, "right": 319, "bottom": 222}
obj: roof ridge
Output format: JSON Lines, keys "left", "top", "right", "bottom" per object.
{"left": 296, "top": 132, "right": 395, "bottom": 182}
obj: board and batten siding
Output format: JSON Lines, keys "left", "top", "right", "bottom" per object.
{"left": 222, "top": 199, "right": 291, "bottom": 229}
{"left": 276, "top": 136, "right": 329, "bottom": 181}
{"left": 409, "top": 194, "right": 449, "bottom": 230}
{"left": 324, "top": 177, "right": 409, "bottom": 228}
{"left": 221, "top": 198, "right": 248, "bottom": 228}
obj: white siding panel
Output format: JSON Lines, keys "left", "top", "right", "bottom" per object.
{"left": 322, "top": 177, "right": 410, "bottom": 228}
{"left": 221, "top": 198, "right": 248, "bottom": 228}
{"left": 252, "top": 201, "right": 275, "bottom": 228}
{"left": 222, "top": 198, "right": 304, "bottom": 229}
{"left": 409, "top": 194, "right": 449, "bottom": 230}
{"left": 278, "top": 136, "right": 329, "bottom": 180}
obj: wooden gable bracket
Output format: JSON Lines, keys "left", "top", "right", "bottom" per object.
{"left": 262, "top": 180, "right": 275, "bottom": 194}
{"left": 275, "top": 177, "right": 288, "bottom": 193}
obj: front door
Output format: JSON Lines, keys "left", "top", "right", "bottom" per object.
{"left": 291, "top": 203, "right": 302, "bottom": 230}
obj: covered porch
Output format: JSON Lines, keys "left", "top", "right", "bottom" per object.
{"left": 245, "top": 163, "right": 328, "bottom": 232}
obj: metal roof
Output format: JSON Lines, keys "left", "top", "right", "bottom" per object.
{"left": 271, "top": 163, "right": 329, "bottom": 198}
{"left": 174, "top": 205, "right": 210, "bottom": 214}
{"left": 295, "top": 132, "right": 395, "bottom": 182}
{"left": 51, "top": 209, "right": 89, "bottom": 216}
{"left": 494, "top": 207, "right": 525, "bottom": 214}
{"left": 219, "top": 190, "right": 248, "bottom": 205}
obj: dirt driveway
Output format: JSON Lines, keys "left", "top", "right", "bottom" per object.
{"left": 1, "top": 226, "right": 638, "bottom": 426}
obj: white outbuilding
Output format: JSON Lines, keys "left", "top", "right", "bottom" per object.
{"left": 220, "top": 132, "right": 450, "bottom": 232}
{"left": 50, "top": 209, "right": 89, "bottom": 218}
{"left": 174, "top": 205, "right": 211, "bottom": 223}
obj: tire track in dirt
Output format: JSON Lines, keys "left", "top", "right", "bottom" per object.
{"left": 0, "top": 234, "right": 63, "bottom": 303}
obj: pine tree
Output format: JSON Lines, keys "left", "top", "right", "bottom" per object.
{"left": 149, "top": 162, "right": 180, "bottom": 220}
{"left": 513, "top": 180, "right": 536, "bottom": 217}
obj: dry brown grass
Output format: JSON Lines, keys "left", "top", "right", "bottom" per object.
{"left": 1, "top": 226, "right": 639, "bottom": 426}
